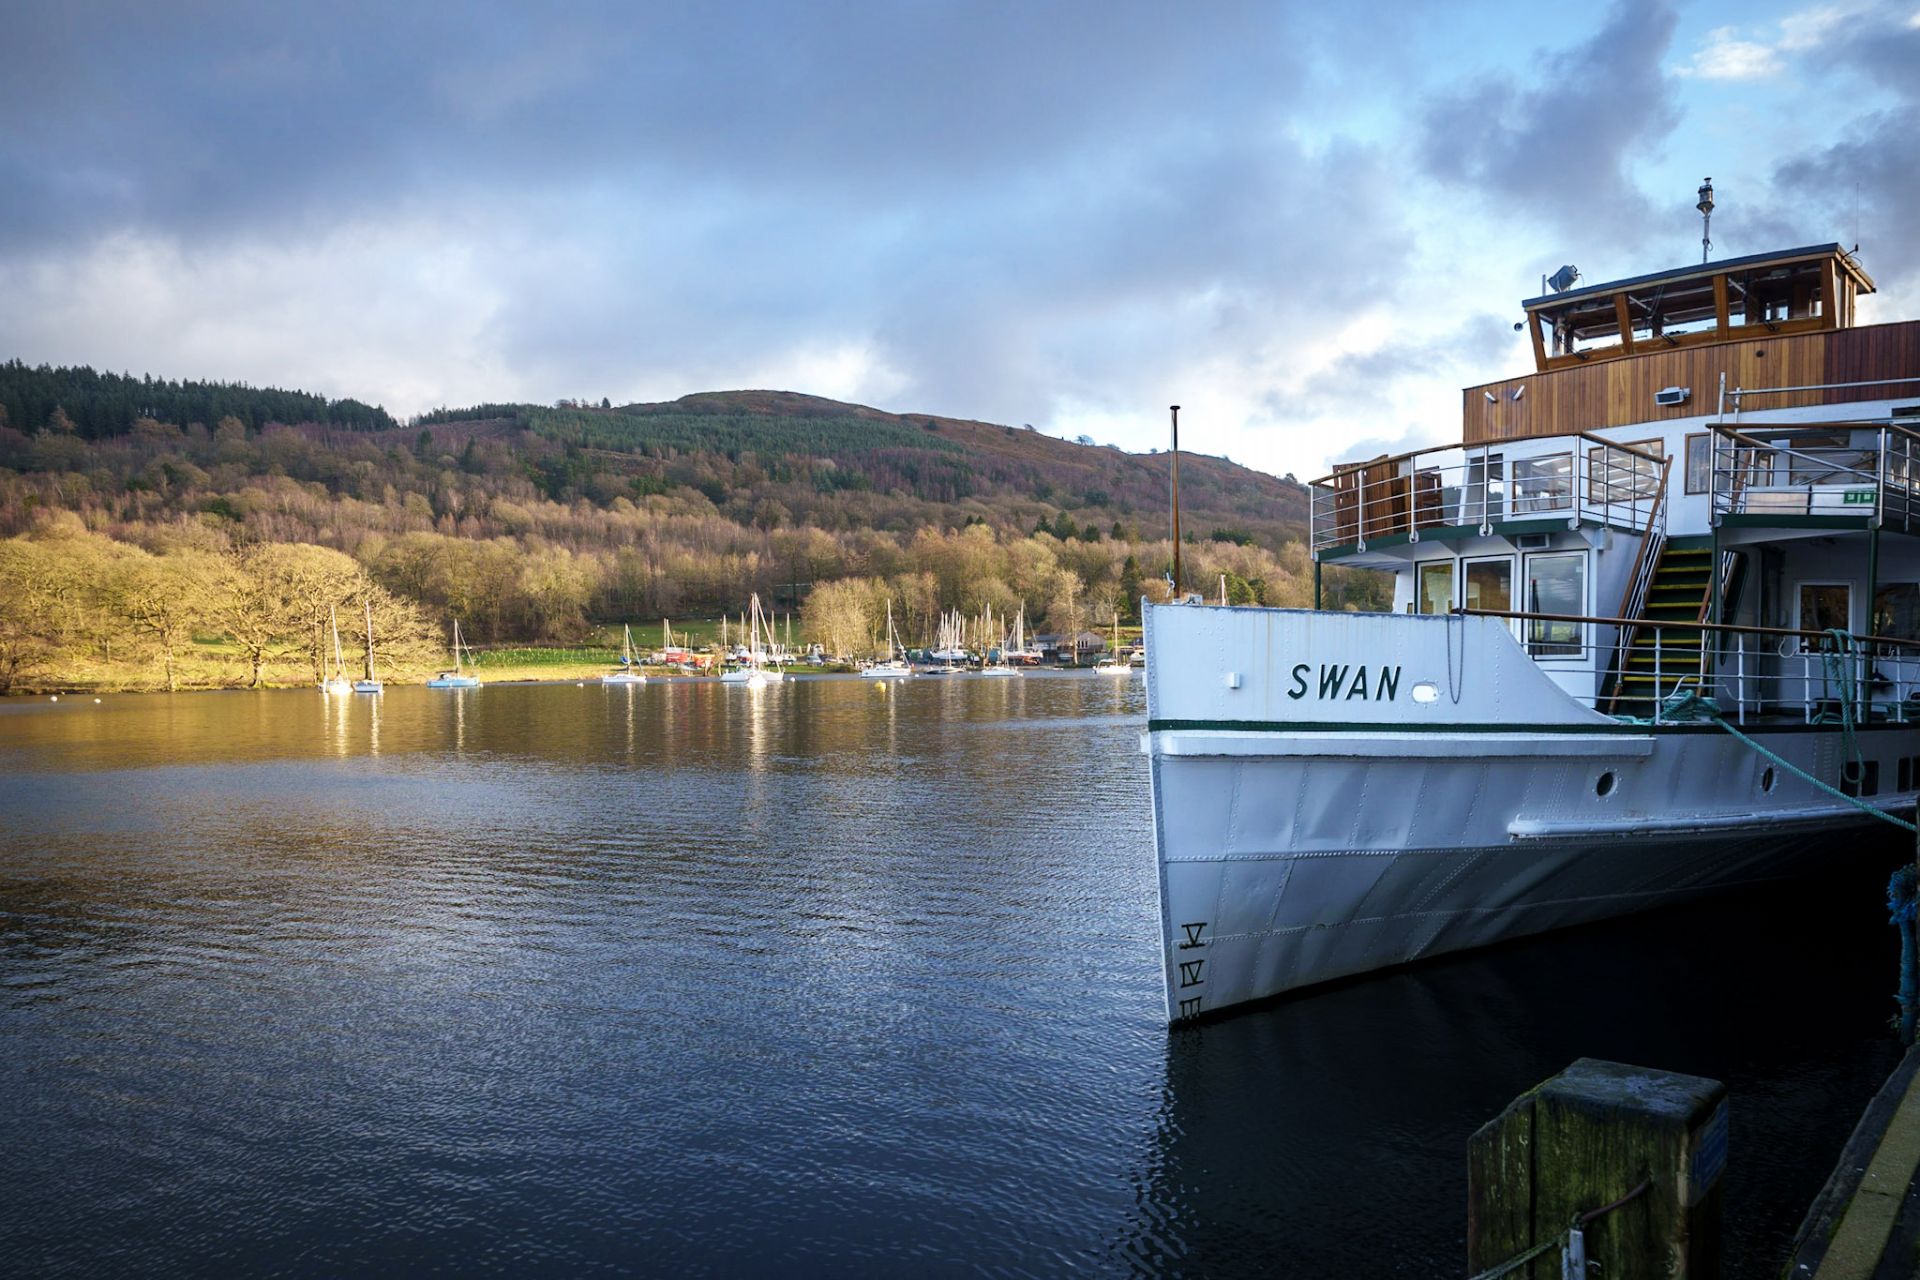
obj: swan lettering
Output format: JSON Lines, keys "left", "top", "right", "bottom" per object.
{"left": 1287, "top": 663, "right": 1402, "bottom": 702}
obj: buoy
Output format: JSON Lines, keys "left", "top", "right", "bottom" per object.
{"left": 49, "top": 695, "right": 58, "bottom": 702}
{"left": 874, "top": 680, "right": 885, "bottom": 690}
{"left": 94, "top": 698, "right": 102, "bottom": 703}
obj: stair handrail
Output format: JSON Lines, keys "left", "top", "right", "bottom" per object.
{"left": 1603, "top": 454, "right": 1673, "bottom": 713}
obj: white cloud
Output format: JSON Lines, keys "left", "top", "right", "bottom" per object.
{"left": 1675, "top": 4, "right": 1868, "bottom": 79}
{"left": 1674, "top": 25, "right": 1784, "bottom": 78}
{"left": 0, "top": 225, "right": 513, "bottom": 416}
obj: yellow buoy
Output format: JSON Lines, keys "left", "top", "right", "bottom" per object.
{"left": 873, "top": 680, "right": 886, "bottom": 690}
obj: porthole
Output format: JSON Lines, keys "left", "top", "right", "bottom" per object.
{"left": 1761, "top": 766, "right": 1776, "bottom": 794}
{"left": 1595, "top": 771, "right": 1616, "bottom": 798}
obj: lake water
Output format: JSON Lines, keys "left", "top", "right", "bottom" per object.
{"left": 0, "top": 674, "right": 1905, "bottom": 1276}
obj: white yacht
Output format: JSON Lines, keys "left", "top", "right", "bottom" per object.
{"left": 602, "top": 624, "right": 646, "bottom": 685}
{"left": 867, "top": 599, "right": 915, "bottom": 678}
{"left": 1143, "top": 241, "right": 1920, "bottom": 1022}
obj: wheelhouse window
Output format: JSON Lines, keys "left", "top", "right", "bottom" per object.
{"left": 1417, "top": 561, "right": 1454, "bottom": 615}
{"left": 1524, "top": 552, "right": 1586, "bottom": 657}
{"left": 1587, "top": 439, "right": 1661, "bottom": 502}
{"left": 1511, "top": 453, "right": 1572, "bottom": 512}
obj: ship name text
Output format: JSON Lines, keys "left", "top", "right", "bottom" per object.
{"left": 1286, "top": 662, "right": 1403, "bottom": 702}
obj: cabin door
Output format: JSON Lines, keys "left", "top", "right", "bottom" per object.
{"left": 1795, "top": 581, "right": 1853, "bottom": 714}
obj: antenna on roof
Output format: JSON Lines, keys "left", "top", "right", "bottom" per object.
{"left": 1696, "top": 177, "right": 1714, "bottom": 264}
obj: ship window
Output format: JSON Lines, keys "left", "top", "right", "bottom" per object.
{"left": 1512, "top": 453, "right": 1573, "bottom": 512}
{"left": 1874, "top": 584, "right": 1920, "bottom": 648}
{"left": 1462, "top": 453, "right": 1505, "bottom": 524}
{"left": 1799, "top": 582, "right": 1852, "bottom": 634}
{"left": 1418, "top": 561, "right": 1455, "bottom": 615}
{"left": 1588, "top": 440, "right": 1662, "bottom": 502}
{"left": 1524, "top": 552, "right": 1586, "bottom": 657}
{"left": 1685, "top": 433, "right": 1713, "bottom": 494}
{"left": 1464, "top": 557, "right": 1514, "bottom": 630}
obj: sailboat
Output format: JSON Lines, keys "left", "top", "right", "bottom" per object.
{"left": 868, "top": 599, "right": 913, "bottom": 678}
{"left": 427, "top": 618, "right": 481, "bottom": 688}
{"left": 1093, "top": 612, "right": 1128, "bottom": 673}
{"left": 320, "top": 605, "right": 353, "bottom": 695}
{"left": 603, "top": 623, "right": 646, "bottom": 685}
{"left": 980, "top": 604, "right": 1017, "bottom": 676}
{"left": 1002, "top": 605, "right": 1040, "bottom": 666}
{"left": 352, "top": 600, "right": 383, "bottom": 693}
{"left": 720, "top": 595, "right": 775, "bottom": 685}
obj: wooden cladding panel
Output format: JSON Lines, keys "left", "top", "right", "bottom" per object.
{"left": 1463, "top": 319, "right": 1920, "bottom": 443}
{"left": 1827, "top": 319, "right": 1920, "bottom": 401}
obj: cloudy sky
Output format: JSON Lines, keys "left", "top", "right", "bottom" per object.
{"left": 3, "top": 0, "right": 1915, "bottom": 481}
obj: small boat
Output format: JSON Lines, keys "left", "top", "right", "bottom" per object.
{"left": 866, "top": 600, "right": 915, "bottom": 677}
{"left": 980, "top": 605, "right": 1019, "bottom": 676}
{"left": 1093, "top": 613, "right": 1129, "bottom": 673}
{"left": 352, "top": 600, "right": 383, "bottom": 694}
{"left": 427, "top": 618, "right": 481, "bottom": 688}
{"left": 320, "top": 606, "right": 353, "bottom": 695}
{"left": 602, "top": 623, "right": 647, "bottom": 685}
{"left": 720, "top": 595, "right": 777, "bottom": 685}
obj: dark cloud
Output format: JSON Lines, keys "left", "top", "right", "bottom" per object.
{"left": 1282, "top": 313, "right": 1516, "bottom": 422}
{"left": 1415, "top": 0, "right": 1680, "bottom": 252}
{"left": 1769, "top": 8, "right": 1920, "bottom": 295}
{"left": 0, "top": 2, "right": 1309, "bottom": 247}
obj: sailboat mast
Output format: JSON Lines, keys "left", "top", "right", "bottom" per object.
{"left": 363, "top": 600, "right": 376, "bottom": 681}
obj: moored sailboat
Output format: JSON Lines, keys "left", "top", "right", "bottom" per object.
{"left": 603, "top": 623, "right": 646, "bottom": 685}
{"left": 352, "top": 600, "right": 382, "bottom": 694}
{"left": 320, "top": 605, "right": 353, "bottom": 695}
{"left": 427, "top": 618, "right": 481, "bottom": 688}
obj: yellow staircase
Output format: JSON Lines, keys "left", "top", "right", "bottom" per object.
{"left": 1609, "top": 544, "right": 1714, "bottom": 717}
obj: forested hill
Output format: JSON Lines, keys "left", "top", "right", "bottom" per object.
{"left": 0, "top": 359, "right": 396, "bottom": 436}
{"left": 1, "top": 364, "right": 1373, "bottom": 674}
{"left": 410, "top": 389, "right": 1309, "bottom": 541}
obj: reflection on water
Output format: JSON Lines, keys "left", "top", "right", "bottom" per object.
{"left": 0, "top": 674, "right": 1902, "bottom": 1276}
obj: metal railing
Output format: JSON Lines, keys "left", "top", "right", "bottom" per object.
{"left": 1309, "top": 435, "right": 1666, "bottom": 553}
{"left": 1603, "top": 455, "right": 1673, "bottom": 712}
{"left": 1460, "top": 607, "right": 1920, "bottom": 725}
{"left": 1708, "top": 421, "right": 1920, "bottom": 530}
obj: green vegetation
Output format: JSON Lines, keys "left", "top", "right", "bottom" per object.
{"left": 0, "top": 365, "right": 1390, "bottom": 692}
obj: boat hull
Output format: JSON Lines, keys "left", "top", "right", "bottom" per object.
{"left": 1142, "top": 603, "right": 1919, "bottom": 1022}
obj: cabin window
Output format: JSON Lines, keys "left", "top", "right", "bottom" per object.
{"left": 1587, "top": 440, "right": 1662, "bottom": 502}
{"left": 1524, "top": 552, "right": 1586, "bottom": 657}
{"left": 1464, "top": 557, "right": 1514, "bottom": 623}
{"left": 1418, "top": 561, "right": 1455, "bottom": 615}
{"left": 1798, "top": 582, "right": 1852, "bottom": 646}
{"left": 1512, "top": 453, "right": 1573, "bottom": 513}
{"left": 1685, "top": 433, "right": 1713, "bottom": 494}
{"left": 1462, "top": 453, "right": 1505, "bottom": 524}
{"left": 1874, "top": 583, "right": 1920, "bottom": 650}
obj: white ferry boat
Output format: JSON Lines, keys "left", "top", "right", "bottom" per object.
{"left": 1143, "top": 241, "right": 1920, "bottom": 1022}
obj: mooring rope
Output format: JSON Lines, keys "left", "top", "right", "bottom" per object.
{"left": 1632, "top": 689, "right": 1916, "bottom": 834}
{"left": 1464, "top": 1180, "right": 1652, "bottom": 1280}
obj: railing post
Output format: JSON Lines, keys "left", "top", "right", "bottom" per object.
{"left": 1737, "top": 635, "right": 1746, "bottom": 725}
{"left": 1654, "top": 629, "right": 1663, "bottom": 723}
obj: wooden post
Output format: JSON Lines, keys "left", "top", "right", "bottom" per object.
{"left": 1468, "top": 1058, "right": 1726, "bottom": 1279}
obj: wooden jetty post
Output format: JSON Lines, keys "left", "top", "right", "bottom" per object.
{"left": 1468, "top": 1058, "right": 1727, "bottom": 1279}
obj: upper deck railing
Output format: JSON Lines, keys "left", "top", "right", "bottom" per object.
{"left": 1308, "top": 434, "right": 1664, "bottom": 554}
{"left": 1708, "top": 376, "right": 1920, "bottom": 531}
